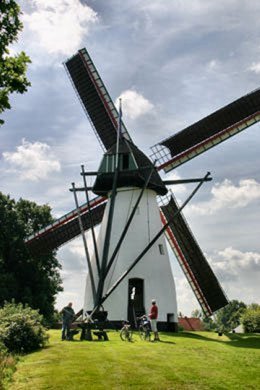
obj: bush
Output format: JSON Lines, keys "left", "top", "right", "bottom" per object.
{"left": 214, "top": 300, "right": 246, "bottom": 332}
{"left": 0, "top": 342, "right": 17, "bottom": 388}
{"left": 241, "top": 306, "right": 260, "bottom": 333}
{"left": 0, "top": 302, "right": 48, "bottom": 353}
{"left": 44, "top": 309, "right": 62, "bottom": 329}
{"left": 202, "top": 316, "right": 217, "bottom": 331}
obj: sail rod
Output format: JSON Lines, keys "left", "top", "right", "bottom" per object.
{"left": 164, "top": 177, "right": 212, "bottom": 185}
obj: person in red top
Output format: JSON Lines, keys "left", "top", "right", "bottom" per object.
{"left": 149, "top": 299, "right": 160, "bottom": 341}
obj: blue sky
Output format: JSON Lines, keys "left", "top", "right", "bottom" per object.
{"left": 1, "top": 0, "right": 260, "bottom": 316}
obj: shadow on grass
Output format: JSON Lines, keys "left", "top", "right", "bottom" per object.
{"left": 172, "top": 332, "right": 260, "bottom": 349}
{"left": 157, "top": 340, "right": 176, "bottom": 345}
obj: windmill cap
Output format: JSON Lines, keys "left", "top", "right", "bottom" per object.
{"left": 92, "top": 138, "right": 167, "bottom": 196}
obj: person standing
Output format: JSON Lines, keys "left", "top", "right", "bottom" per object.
{"left": 61, "top": 302, "right": 75, "bottom": 340}
{"left": 149, "top": 299, "right": 160, "bottom": 341}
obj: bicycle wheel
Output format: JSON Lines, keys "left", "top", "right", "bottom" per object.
{"left": 139, "top": 325, "right": 145, "bottom": 340}
{"left": 139, "top": 325, "right": 150, "bottom": 341}
{"left": 120, "top": 327, "right": 132, "bottom": 341}
{"left": 120, "top": 328, "right": 128, "bottom": 341}
{"left": 127, "top": 329, "right": 133, "bottom": 341}
{"left": 144, "top": 328, "right": 151, "bottom": 341}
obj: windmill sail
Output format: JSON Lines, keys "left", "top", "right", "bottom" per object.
{"left": 159, "top": 193, "right": 228, "bottom": 316}
{"left": 25, "top": 196, "right": 106, "bottom": 256}
{"left": 151, "top": 88, "right": 260, "bottom": 172}
{"left": 64, "top": 48, "right": 132, "bottom": 151}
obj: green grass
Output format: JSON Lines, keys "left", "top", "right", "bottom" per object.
{"left": 6, "top": 330, "right": 260, "bottom": 390}
{"left": 0, "top": 350, "right": 17, "bottom": 390}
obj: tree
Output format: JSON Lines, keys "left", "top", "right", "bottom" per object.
{"left": 247, "top": 303, "right": 260, "bottom": 311}
{"left": 0, "top": 0, "right": 31, "bottom": 125}
{"left": 0, "top": 192, "right": 63, "bottom": 322}
{"left": 215, "top": 300, "right": 247, "bottom": 332}
{"left": 240, "top": 304, "right": 260, "bottom": 333}
{"left": 202, "top": 315, "right": 216, "bottom": 331}
{"left": 190, "top": 308, "right": 217, "bottom": 331}
{"left": 191, "top": 309, "right": 202, "bottom": 318}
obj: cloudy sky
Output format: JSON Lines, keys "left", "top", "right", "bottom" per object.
{"left": 1, "top": 0, "right": 260, "bottom": 316}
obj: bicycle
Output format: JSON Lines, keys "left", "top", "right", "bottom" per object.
{"left": 138, "top": 315, "right": 151, "bottom": 341}
{"left": 120, "top": 320, "right": 133, "bottom": 341}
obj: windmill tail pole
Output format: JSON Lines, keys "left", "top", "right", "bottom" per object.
{"left": 94, "top": 171, "right": 211, "bottom": 311}
{"left": 95, "top": 166, "right": 119, "bottom": 305}
{"left": 81, "top": 164, "right": 101, "bottom": 276}
{"left": 104, "top": 161, "right": 157, "bottom": 279}
{"left": 71, "top": 182, "right": 97, "bottom": 303}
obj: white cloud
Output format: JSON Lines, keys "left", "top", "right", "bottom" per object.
{"left": 22, "top": 0, "right": 98, "bottom": 55}
{"left": 164, "top": 171, "right": 187, "bottom": 194}
{"left": 55, "top": 268, "right": 86, "bottom": 312}
{"left": 208, "top": 247, "right": 260, "bottom": 289}
{"left": 248, "top": 62, "right": 260, "bottom": 74}
{"left": 116, "top": 90, "right": 154, "bottom": 120}
{"left": 67, "top": 239, "right": 86, "bottom": 259}
{"left": 205, "top": 247, "right": 260, "bottom": 306}
{"left": 54, "top": 121, "right": 101, "bottom": 169}
{"left": 139, "top": 0, "right": 248, "bottom": 33}
{"left": 187, "top": 179, "right": 260, "bottom": 215}
{"left": 174, "top": 276, "right": 197, "bottom": 316}
{"left": 174, "top": 246, "right": 260, "bottom": 315}
{"left": 217, "top": 247, "right": 260, "bottom": 270}
{"left": 207, "top": 59, "right": 219, "bottom": 71}
{"left": 3, "top": 139, "right": 61, "bottom": 181}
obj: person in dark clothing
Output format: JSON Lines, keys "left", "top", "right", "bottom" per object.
{"left": 61, "top": 302, "right": 75, "bottom": 340}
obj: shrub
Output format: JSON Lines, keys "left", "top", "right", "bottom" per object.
{"left": 214, "top": 300, "right": 246, "bottom": 332}
{"left": 241, "top": 306, "right": 260, "bottom": 333}
{"left": 44, "top": 309, "right": 62, "bottom": 329}
{"left": 0, "top": 302, "right": 48, "bottom": 353}
{"left": 202, "top": 316, "right": 217, "bottom": 331}
{"left": 0, "top": 342, "right": 17, "bottom": 388}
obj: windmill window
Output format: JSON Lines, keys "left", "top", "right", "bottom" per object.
{"left": 167, "top": 313, "right": 174, "bottom": 323}
{"left": 158, "top": 244, "right": 165, "bottom": 255}
{"left": 105, "top": 155, "right": 113, "bottom": 172}
{"left": 112, "top": 155, "right": 115, "bottom": 170}
{"left": 122, "top": 154, "right": 129, "bottom": 170}
{"left": 101, "top": 155, "right": 115, "bottom": 172}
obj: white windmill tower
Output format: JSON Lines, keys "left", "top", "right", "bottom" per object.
{"left": 82, "top": 135, "right": 179, "bottom": 327}
{"left": 25, "top": 48, "right": 260, "bottom": 331}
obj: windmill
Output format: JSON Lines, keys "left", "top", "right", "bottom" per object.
{"left": 25, "top": 48, "right": 260, "bottom": 331}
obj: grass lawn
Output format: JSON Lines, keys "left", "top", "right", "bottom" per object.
{"left": 7, "top": 330, "right": 260, "bottom": 390}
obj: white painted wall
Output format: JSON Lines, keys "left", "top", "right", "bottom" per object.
{"left": 84, "top": 187, "right": 178, "bottom": 323}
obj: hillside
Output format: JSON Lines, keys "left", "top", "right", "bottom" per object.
{"left": 7, "top": 330, "right": 260, "bottom": 389}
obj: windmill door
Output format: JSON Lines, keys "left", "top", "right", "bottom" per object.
{"left": 128, "top": 278, "right": 145, "bottom": 325}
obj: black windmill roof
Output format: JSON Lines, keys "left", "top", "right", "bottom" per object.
{"left": 93, "top": 137, "right": 167, "bottom": 196}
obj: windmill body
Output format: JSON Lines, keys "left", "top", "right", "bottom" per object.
{"left": 83, "top": 139, "right": 178, "bottom": 329}
{"left": 84, "top": 187, "right": 178, "bottom": 327}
